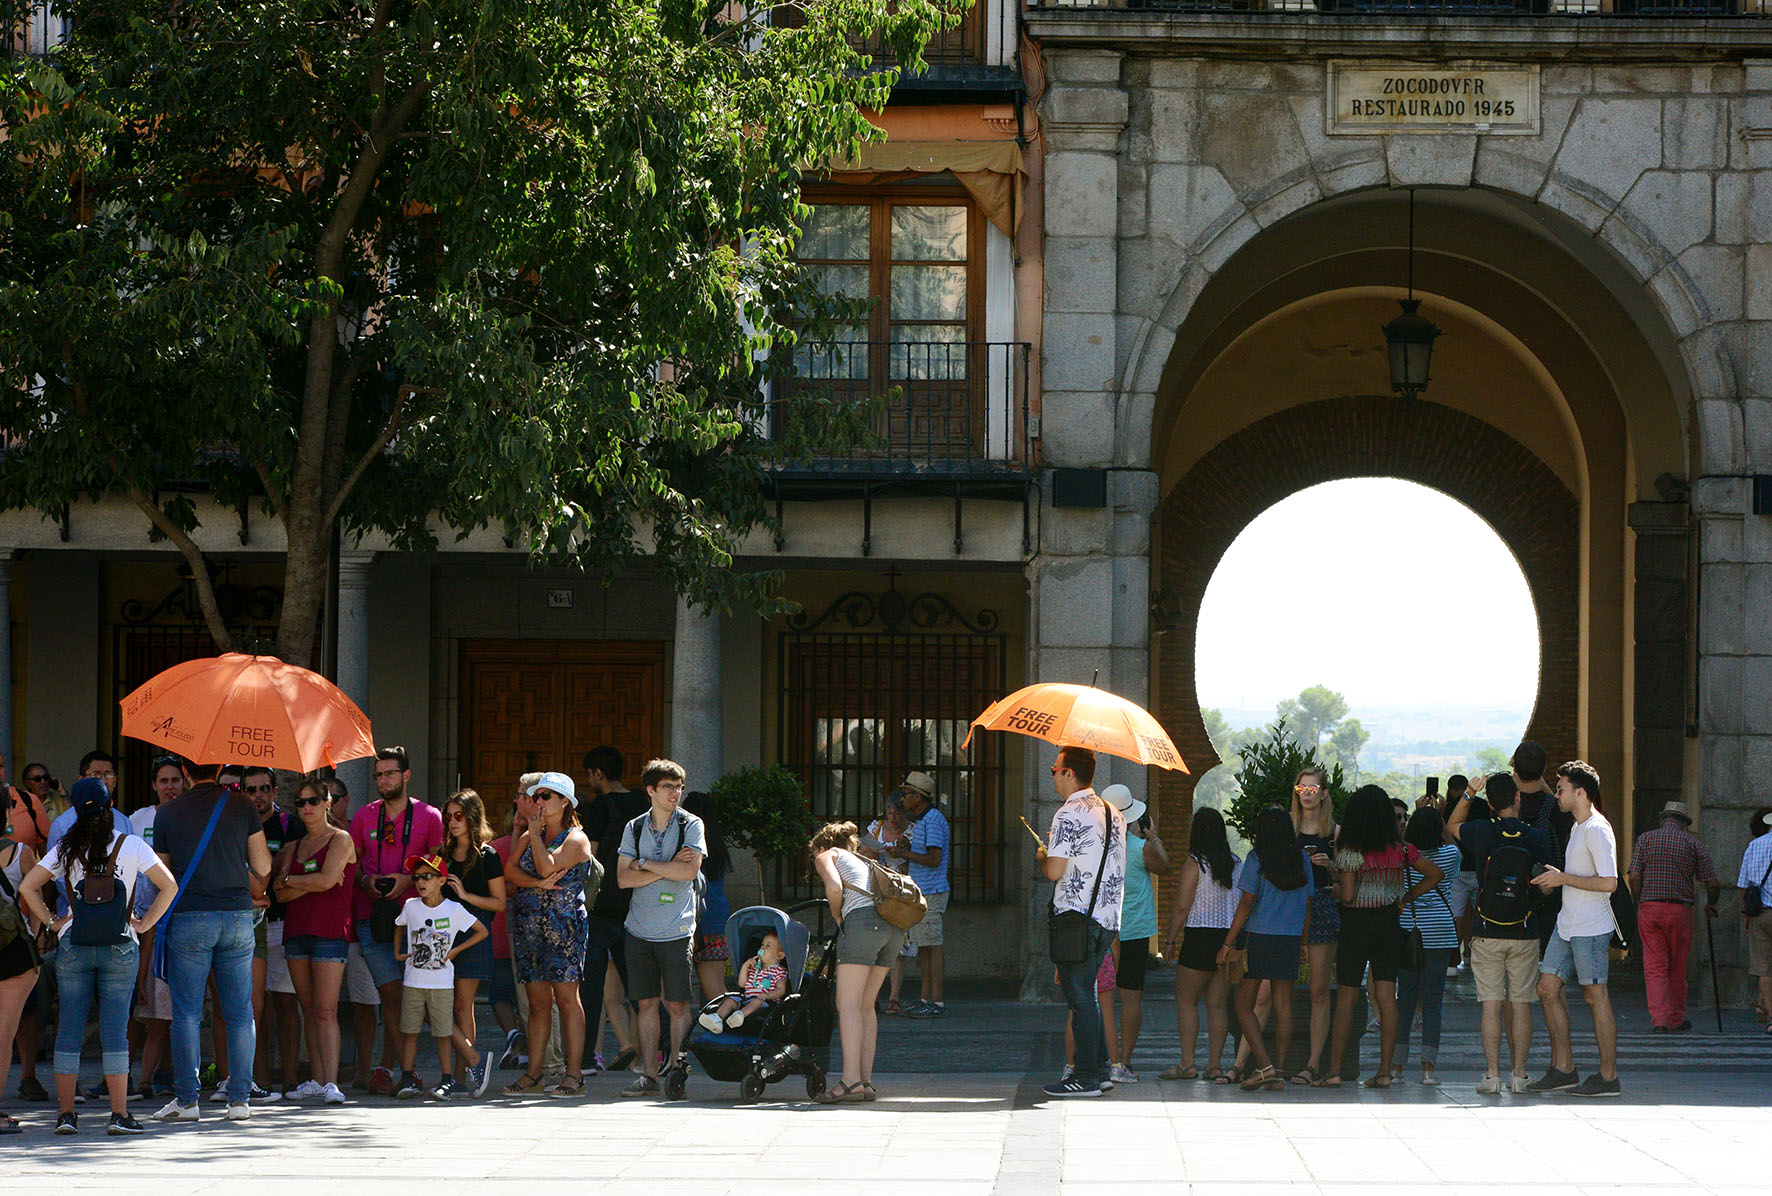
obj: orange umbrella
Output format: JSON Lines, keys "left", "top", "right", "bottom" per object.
{"left": 120, "top": 653, "right": 375, "bottom": 773}
{"left": 962, "top": 681, "right": 1188, "bottom": 772}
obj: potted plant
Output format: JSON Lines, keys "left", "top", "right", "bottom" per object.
{"left": 710, "top": 764, "right": 813, "bottom": 905}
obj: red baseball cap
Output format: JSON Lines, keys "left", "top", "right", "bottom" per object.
{"left": 404, "top": 852, "right": 448, "bottom": 876}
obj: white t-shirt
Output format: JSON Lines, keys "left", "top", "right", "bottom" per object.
{"left": 1556, "top": 809, "right": 1619, "bottom": 940}
{"left": 396, "top": 896, "right": 476, "bottom": 989}
{"left": 1047, "top": 790, "right": 1127, "bottom": 932}
{"left": 40, "top": 830, "right": 160, "bottom": 943}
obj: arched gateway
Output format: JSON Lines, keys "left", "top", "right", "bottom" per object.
{"left": 1023, "top": 28, "right": 1768, "bottom": 999}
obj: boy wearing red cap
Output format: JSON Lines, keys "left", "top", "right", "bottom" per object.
{"left": 393, "top": 853, "right": 489, "bottom": 1099}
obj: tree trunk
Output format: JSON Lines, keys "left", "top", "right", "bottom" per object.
{"left": 275, "top": 522, "right": 331, "bottom": 668}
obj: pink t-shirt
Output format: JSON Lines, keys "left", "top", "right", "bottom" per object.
{"left": 348, "top": 798, "right": 445, "bottom": 923}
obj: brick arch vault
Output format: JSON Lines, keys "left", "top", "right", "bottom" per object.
{"left": 1154, "top": 396, "right": 1580, "bottom": 832}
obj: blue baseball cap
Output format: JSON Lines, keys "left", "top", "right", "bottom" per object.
{"left": 69, "top": 777, "right": 112, "bottom": 811}
{"left": 526, "top": 771, "right": 577, "bottom": 807}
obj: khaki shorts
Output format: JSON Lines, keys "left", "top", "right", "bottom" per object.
{"left": 1748, "top": 910, "right": 1772, "bottom": 978}
{"left": 909, "top": 890, "right": 948, "bottom": 949}
{"left": 1471, "top": 937, "right": 1540, "bottom": 1003}
{"left": 400, "top": 984, "right": 455, "bottom": 1037}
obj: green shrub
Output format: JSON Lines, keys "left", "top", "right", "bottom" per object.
{"left": 710, "top": 764, "right": 813, "bottom": 871}
{"left": 1225, "top": 720, "right": 1349, "bottom": 844}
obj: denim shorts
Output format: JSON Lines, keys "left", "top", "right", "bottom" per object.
{"left": 1541, "top": 931, "right": 1611, "bottom": 988}
{"left": 283, "top": 934, "right": 350, "bottom": 963}
{"left": 355, "top": 920, "right": 402, "bottom": 988}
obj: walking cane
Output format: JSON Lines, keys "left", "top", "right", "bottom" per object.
{"left": 1704, "top": 906, "right": 1723, "bottom": 1033}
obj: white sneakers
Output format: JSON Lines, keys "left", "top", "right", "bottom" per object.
{"left": 291, "top": 1080, "right": 324, "bottom": 1101}
{"left": 1510, "top": 1074, "right": 1532, "bottom": 1093}
{"left": 153, "top": 1099, "right": 200, "bottom": 1122}
{"left": 697, "top": 1011, "right": 725, "bottom": 1034}
{"left": 1109, "top": 1063, "right": 1139, "bottom": 1084}
{"left": 1475, "top": 1075, "right": 1502, "bottom": 1095}
{"left": 226, "top": 1102, "right": 251, "bottom": 1121}
{"left": 322, "top": 1083, "right": 347, "bottom": 1105}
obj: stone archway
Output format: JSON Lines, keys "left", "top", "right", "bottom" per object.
{"left": 1153, "top": 397, "right": 1579, "bottom": 833}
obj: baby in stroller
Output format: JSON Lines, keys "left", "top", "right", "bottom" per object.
{"left": 699, "top": 931, "right": 789, "bottom": 1034}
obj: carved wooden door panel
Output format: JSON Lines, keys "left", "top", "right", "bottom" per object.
{"left": 460, "top": 641, "right": 664, "bottom": 830}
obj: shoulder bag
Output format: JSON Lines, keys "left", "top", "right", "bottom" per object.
{"left": 150, "top": 794, "right": 230, "bottom": 982}
{"left": 1743, "top": 851, "right": 1772, "bottom": 917}
{"left": 1049, "top": 806, "right": 1113, "bottom": 967}
{"left": 0, "top": 847, "right": 34, "bottom": 960}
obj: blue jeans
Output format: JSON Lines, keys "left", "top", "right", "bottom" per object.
{"left": 54, "top": 940, "right": 139, "bottom": 1078}
{"left": 1055, "top": 922, "right": 1115, "bottom": 1087}
{"left": 168, "top": 910, "right": 256, "bottom": 1104}
{"left": 1395, "top": 947, "right": 1454, "bottom": 1067}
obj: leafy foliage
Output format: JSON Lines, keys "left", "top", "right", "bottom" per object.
{"left": 710, "top": 763, "right": 812, "bottom": 866}
{"left": 1224, "top": 719, "right": 1349, "bottom": 844}
{"left": 0, "top": 0, "right": 964, "bottom": 661}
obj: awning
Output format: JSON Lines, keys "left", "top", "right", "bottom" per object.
{"left": 823, "top": 140, "right": 1026, "bottom": 238}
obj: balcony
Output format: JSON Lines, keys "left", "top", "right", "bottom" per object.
{"left": 766, "top": 340, "right": 1035, "bottom": 552}
{"left": 771, "top": 1, "right": 1022, "bottom": 99}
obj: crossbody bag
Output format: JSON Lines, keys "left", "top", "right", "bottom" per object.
{"left": 1049, "top": 806, "right": 1113, "bottom": 967}
{"left": 1744, "top": 852, "right": 1772, "bottom": 917}
{"left": 151, "top": 794, "right": 230, "bottom": 981}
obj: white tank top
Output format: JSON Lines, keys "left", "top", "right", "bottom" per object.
{"left": 1185, "top": 855, "right": 1243, "bottom": 929}
{"left": 829, "top": 848, "right": 873, "bottom": 918}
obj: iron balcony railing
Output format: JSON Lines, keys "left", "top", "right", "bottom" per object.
{"left": 1027, "top": 0, "right": 1763, "bottom": 14}
{"left": 770, "top": 339, "right": 1033, "bottom": 478}
{"left": 771, "top": 1, "right": 1017, "bottom": 70}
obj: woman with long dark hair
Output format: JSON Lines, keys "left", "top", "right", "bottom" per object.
{"left": 1217, "top": 805, "right": 1314, "bottom": 1092}
{"left": 1160, "top": 806, "right": 1240, "bottom": 1082}
{"left": 502, "top": 776, "right": 592, "bottom": 1097}
{"left": 273, "top": 778, "right": 357, "bottom": 1104}
{"left": 1324, "top": 785, "right": 1444, "bottom": 1088}
{"left": 441, "top": 789, "right": 506, "bottom": 1093}
{"left": 18, "top": 779, "right": 176, "bottom": 1135}
{"left": 1395, "top": 805, "right": 1461, "bottom": 1084}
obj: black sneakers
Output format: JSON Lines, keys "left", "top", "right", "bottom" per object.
{"left": 393, "top": 1071, "right": 425, "bottom": 1100}
{"left": 1525, "top": 1067, "right": 1579, "bottom": 1093}
{"left": 1042, "top": 1077, "right": 1103, "bottom": 1099}
{"left": 108, "top": 1112, "right": 145, "bottom": 1135}
{"left": 54, "top": 1112, "right": 77, "bottom": 1135}
{"left": 1569, "top": 1073, "right": 1622, "bottom": 1097}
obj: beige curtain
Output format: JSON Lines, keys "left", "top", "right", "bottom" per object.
{"left": 823, "top": 140, "right": 1026, "bottom": 237}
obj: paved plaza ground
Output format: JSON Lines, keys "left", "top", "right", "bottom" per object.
{"left": 7, "top": 967, "right": 1769, "bottom": 1193}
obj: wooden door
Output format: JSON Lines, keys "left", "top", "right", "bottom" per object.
{"left": 459, "top": 640, "right": 665, "bottom": 831}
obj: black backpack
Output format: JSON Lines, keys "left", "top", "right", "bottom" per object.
{"left": 1477, "top": 829, "right": 1535, "bottom": 929}
{"left": 70, "top": 838, "right": 131, "bottom": 947}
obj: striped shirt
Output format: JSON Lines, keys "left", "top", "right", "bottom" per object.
{"left": 1629, "top": 821, "right": 1718, "bottom": 905}
{"left": 1401, "top": 843, "right": 1461, "bottom": 950}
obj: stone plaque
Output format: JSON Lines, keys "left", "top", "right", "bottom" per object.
{"left": 1327, "top": 61, "right": 1540, "bottom": 136}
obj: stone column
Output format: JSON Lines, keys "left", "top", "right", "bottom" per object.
{"left": 671, "top": 596, "right": 723, "bottom": 791}
{"left": 0, "top": 550, "right": 12, "bottom": 775}
{"left": 1628, "top": 501, "right": 1690, "bottom": 838}
{"left": 337, "top": 550, "right": 376, "bottom": 815}
{"left": 1023, "top": 49, "right": 1138, "bottom": 999}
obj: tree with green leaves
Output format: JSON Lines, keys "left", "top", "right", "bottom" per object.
{"left": 1224, "top": 720, "right": 1349, "bottom": 845}
{"left": 0, "top": 0, "right": 962, "bottom": 663}
{"left": 1274, "top": 685, "right": 1350, "bottom": 753}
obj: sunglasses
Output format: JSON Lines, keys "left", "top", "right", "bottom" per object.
{"left": 1295, "top": 785, "right": 1321, "bottom": 795}
{"left": 244, "top": 783, "right": 274, "bottom": 794}
{"left": 294, "top": 795, "right": 329, "bottom": 808}
{"left": 24, "top": 773, "right": 47, "bottom": 784}
{"left": 413, "top": 872, "right": 442, "bottom": 882}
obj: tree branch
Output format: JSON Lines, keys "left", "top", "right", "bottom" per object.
{"left": 322, "top": 385, "right": 406, "bottom": 532}
{"left": 251, "top": 457, "right": 284, "bottom": 521}
{"left": 126, "top": 489, "right": 239, "bottom": 653}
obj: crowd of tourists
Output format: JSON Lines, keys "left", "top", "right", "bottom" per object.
{"left": 3, "top": 736, "right": 1768, "bottom": 1130}
{"left": 1041, "top": 739, "right": 1770, "bottom": 1099}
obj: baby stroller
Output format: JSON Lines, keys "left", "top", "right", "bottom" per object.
{"left": 685, "top": 900, "right": 837, "bottom": 1101}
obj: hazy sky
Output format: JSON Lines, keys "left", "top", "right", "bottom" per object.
{"left": 1194, "top": 478, "right": 1541, "bottom": 718}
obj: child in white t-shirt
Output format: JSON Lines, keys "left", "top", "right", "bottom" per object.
{"left": 392, "top": 853, "right": 489, "bottom": 1099}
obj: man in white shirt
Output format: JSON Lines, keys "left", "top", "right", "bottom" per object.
{"left": 1528, "top": 760, "right": 1621, "bottom": 1097}
{"left": 1036, "top": 746, "right": 1125, "bottom": 1099}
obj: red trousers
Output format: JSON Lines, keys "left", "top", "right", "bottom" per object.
{"left": 1639, "top": 900, "right": 1694, "bottom": 1029}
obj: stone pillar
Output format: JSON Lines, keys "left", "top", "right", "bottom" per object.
{"left": 0, "top": 550, "right": 12, "bottom": 775}
{"left": 671, "top": 596, "right": 723, "bottom": 792}
{"left": 337, "top": 550, "right": 376, "bottom": 815}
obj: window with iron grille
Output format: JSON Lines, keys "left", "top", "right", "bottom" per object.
{"left": 776, "top": 584, "right": 1008, "bottom": 904}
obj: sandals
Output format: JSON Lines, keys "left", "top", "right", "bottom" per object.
{"left": 502, "top": 1072, "right": 545, "bottom": 1095}
{"left": 1205, "top": 1068, "right": 1228, "bottom": 1084}
{"left": 884, "top": 999, "right": 902, "bottom": 1016}
{"left": 1318, "top": 1074, "right": 1343, "bottom": 1088}
{"left": 1157, "top": 1063, "right": 1198, "bottom": 1081}
{"left": 1289, "top": 1066, "right": 1317, "bottom": 1086}
{"left": 1218, "top": 1065, "right": 1242, "bottom": 1085}
{"left": 549, "top": 1074, "right": 584, "bottom": 1098}
{"left": 817, "top": 1080, "right": 869, "bottom": 1103}
{"left": 1362, "top": 1073, "right": 1393, "bottom": 1089}
{"left": 859, "top": 1082, "right": 878, "bottom": 1102}
{"left": 1239, "top": 1065, "right": 1281, "bottom": 1092}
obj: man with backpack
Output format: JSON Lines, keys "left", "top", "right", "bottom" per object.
{"left": 1450, "top": 773, "right": 1556, "bottom": 1095}
{"left": 615, "top": 759, "right": 705, "bottom": 1099}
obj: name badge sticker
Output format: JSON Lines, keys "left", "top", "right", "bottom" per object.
{"left": 659, "top": 891, "right": 676, "bottom": 904}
